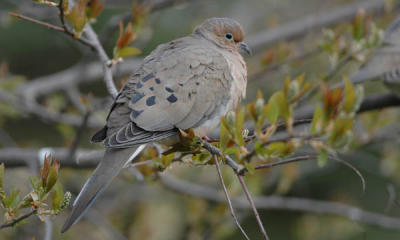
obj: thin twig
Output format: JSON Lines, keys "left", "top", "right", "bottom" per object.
{"left": 237, "top": 175, "right": 270, "bottom": 240}
{"left": 124, "top": 160, "right": 153, "bottom": 169}
{"left": 0, "top": 210, "right": 36, "bottom": 229}
{"left": 255, "top": 155, "right": 313, "bottom": 170}
{"left": 9, "top": 12, "right": 64, "bottom": 31}
{"left": 67, "top": 110, "right": 91, "bottom": 163}
{"left": 297, "top": 49, "right": 363, "bottom": 105}
{"left": 254, "top": 153, "right": 366, "bottom": 193}
{"left": 214, "top": 155, "right": 250, "bottom": 240}
{"left": 58, "top": 0, "right": 68, "bottom": 31}
{"left": 84, "top": 26, "right": 119, "bottom": 98}
{"left": 385, "top": 184, "right": 397, "bottom": 213}
{"left": 329, "top": 155, "right": 366, "bottom": 193}
{"left": 8, "top": 12, "right": 95, "bottom": 50}
{"left": 245, "top": 134, "right": 317, "bottom": 161}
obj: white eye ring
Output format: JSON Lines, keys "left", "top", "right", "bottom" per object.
{"left": 225, "top": 33, "right": 233, "bottom": 40}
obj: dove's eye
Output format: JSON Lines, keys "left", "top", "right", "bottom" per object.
{"left": 225, "top": 33, "right": 233, "bottom": 40}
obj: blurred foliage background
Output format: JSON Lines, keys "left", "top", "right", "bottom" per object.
{"left": 1, "top": 0, "right": 400, "bottom": 239}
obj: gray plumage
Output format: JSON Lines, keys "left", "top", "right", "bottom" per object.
{"left": 61, "top": 147, "right": 142, "bottom": 233}
{"left": 61, "top": 17, "right": 249, "bottom": 232}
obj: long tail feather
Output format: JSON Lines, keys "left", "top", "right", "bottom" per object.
{"left": 61, "top": 145, "right": 145, "bottom": 233}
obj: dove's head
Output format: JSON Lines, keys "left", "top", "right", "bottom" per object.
{"left": 194, "top": 17, "right": 251, "bottom": 55}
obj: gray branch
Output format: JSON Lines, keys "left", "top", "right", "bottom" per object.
{"left": 247, "top": 0, "right": 393, "bottom": 51}
{"left": 160, "top": 174, "right": 400, "bottom": 230}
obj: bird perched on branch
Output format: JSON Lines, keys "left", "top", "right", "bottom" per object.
{"left": 350, "top": 17, "right": 400, "bottom": 94}
{"left": 61, "top": 17, "right": 250, "bottom": 232}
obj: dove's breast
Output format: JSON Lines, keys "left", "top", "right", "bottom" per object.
{"left": 192, "top": 50, "right": 247, "bottom": 136}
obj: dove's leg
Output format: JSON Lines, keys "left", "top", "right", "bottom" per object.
{"left": 61, "top": 145, "right": 145, "bottom": 233}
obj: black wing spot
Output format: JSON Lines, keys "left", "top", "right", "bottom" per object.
{"left": 155, "top": 78, "right": 161, "bottom": 84}
{"left": 131, "top": 92, "right": 145, "bottom": 104}
{"left": 136, "top": 82, "right": 143, "bottom": 89}
{"left": 178, "top": 83, "right": 184, "bottom": 87}
{"left": 149, "top": 86, "right": 154, "bottom": 91}
{"left": 165, "top": 87, "right": 174, "bottom": 93}
{"left": 146, "top": 96, "right": 156, "bottom": 106}
{"left": 142, "top": 73, "right": 155, "bottom": 82}
{"left": 196, "top": 82, "right": 200, "bottom": 86}
{"left": 131, "top": 109, "right": 144, "bottom": 119}
{"left": 167, "top": 94, "right": 178, "bottom": 103}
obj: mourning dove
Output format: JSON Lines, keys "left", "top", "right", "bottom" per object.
{"left": 61, "top": 17, "right": 250, "bottom": 232}
{"left": 350, "top": 17, "right": 400, "bottom": 94}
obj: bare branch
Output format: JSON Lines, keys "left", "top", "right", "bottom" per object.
{"left": 237, "top": 175, "right": 270, "bottom": 240}
{"left": 9, "top": 11, "right": 64, "bottom": 31}
{"left": 255, "top": 154, "right": 366, "bottom": 194}
{"left": 8, "top": 12, "right": 95, "bottom": 49}
{"left": 254, "top": 155, "right": 313, "bottom": 170}
{"left": 84, "top": 26, "right": 118, "bottom": 98}
{"left": 214, "top": 155, "right": 250, "bottom": 240}
{"left": 67, "top": 110, "right": 92, "bottom": 162}
{"left": 0, "top": 210, "right": 36, "bottom": 229}
{"left": 247, "top": 0, "right": 394, "bottom": 51}
{"left": 0, "top": 148, "right": 103, "bottom": 168}
{"left": 160, "top": 174, "right": 400, "bottom": 230}
{"left": 329, "top": 155, "right": 366, "bottom": 194}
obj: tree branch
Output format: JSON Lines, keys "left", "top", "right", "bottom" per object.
{"left": 200, "top": 139, "right": 246, "bottom": 175}
{"left": 84, "top": 25, "right": 118, "bottom": 98}
{"left": 247, "top": 0, "right": 395, "bottom": 51}
{"left": 159, "top": 174, "right": 400, "bottom": 230}
{"left": 0, "top": 210, "right": 36, "bottom": 229}
{"left": 214, "top": 155, "right": 250, "bottom": 240}
{"left": 237, "top": 175, "right": 270, "bottom": 240}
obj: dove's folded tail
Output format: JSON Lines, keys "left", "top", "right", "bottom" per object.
{"left": 61, "top": 145, "right": 145, "bottom": 233}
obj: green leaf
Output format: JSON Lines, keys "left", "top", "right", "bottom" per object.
{"left": 275, "top": 91, "right": 291, "bottom": 120}
{"left": 30, "top": 176, "right": 41, "bottom": 192}
{"left": 267, "top": 142, "right": 293, "bottom": 157}
{"left": 51, "top": 183, "right": 63, "bottom": 210}
{"left": 311, "top": 105, "right": 324, "bottom": 134}
{"left": 264, "top": 102, "right": 279, "bottom": 124}
{"left": 115, "top": 47, "right": 142, "bottom": 58}
{"left": 219, "top": 117, "right": 230, "bottom": 151}
{"left": 343, "top": 77, "right": 355, "bottom": 114}
{"left": 317, "top": 150, "right": 328, "bottom": 167}
{"left": 328, "top": 116, "right": 354, "bottom": 146}
{"left": 45, "top": 167, "right": 58, "bottom": 193}
{"left": 234, "top": 108, "right": 245, "bottom": 146}
{"left": 4, "top": 188, "right": 20, "bottom": 209}
{"left": 18, "top": 194, "right": 33, "bottom": 209}
{"left": 254, "top": 141, "right": 268, "bottom": 159}
{"left": 244, "top": 162, "right": 255, "bottom": 175}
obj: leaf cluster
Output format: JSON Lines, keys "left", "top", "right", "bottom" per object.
{"left": 0, "top": 155, "right": 71, "bottom": 226}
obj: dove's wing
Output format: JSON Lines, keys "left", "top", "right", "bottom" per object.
{"left": 99, "top": 36, "right": 242, "bottom": 148}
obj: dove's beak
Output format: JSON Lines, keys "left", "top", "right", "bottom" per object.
{"left": 239, "top": 42, "right": 252, "bottom": 55}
